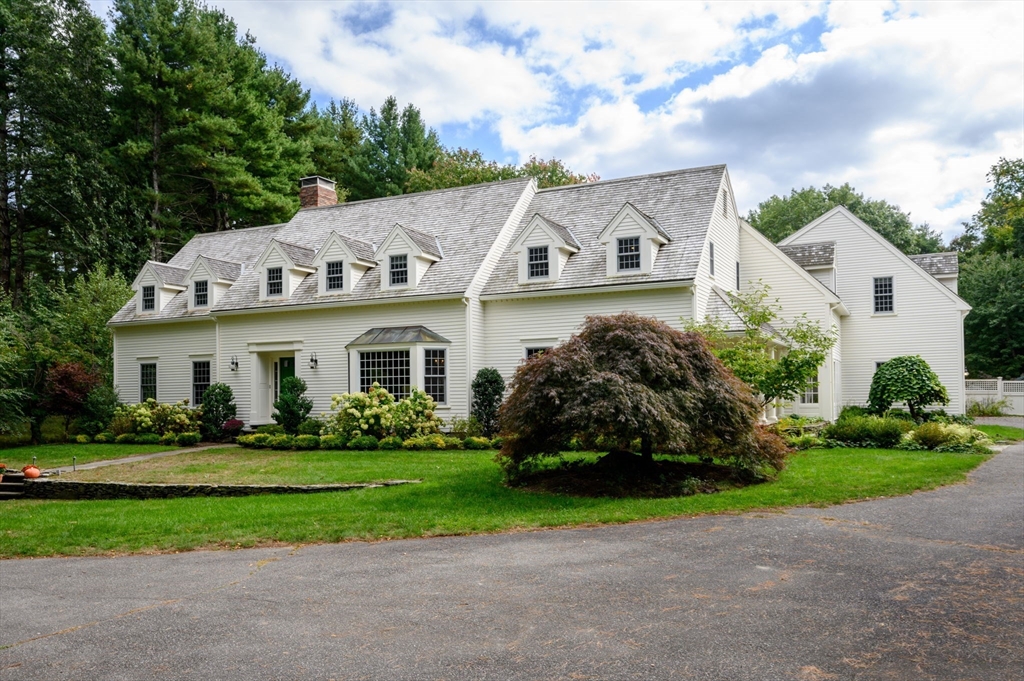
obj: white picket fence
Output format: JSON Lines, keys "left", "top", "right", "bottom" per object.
{"left": 965, "top": 377, "right": 1024, "bottom": 416}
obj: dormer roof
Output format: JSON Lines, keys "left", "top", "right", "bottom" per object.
{"left": 272, "top": 239, "right": 315, "bottom": 268}
{"left": 313, "top": 232, "right": 377, "bottom": 266}
{"left": 376, "top": 223, "right": 443, "bottom": 261}
{"left": 534, "top": 214, "right": 581, "bottom": 250}
{"left": 186, "top": 255, "right": 242, "bottom": 283}
{"left": 148, "top": 261, "right": 189, "bottom": 287}
{"left": 512, "top": 213, "right": 582, "bottom": 252}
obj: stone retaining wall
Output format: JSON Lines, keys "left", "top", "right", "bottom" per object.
{"left": 22, "top": 479, "right": 419, "bottom": 501}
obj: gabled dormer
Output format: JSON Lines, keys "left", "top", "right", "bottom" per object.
{"left": 376, "top": 223, "right": 443, "bottom": 292}
{"left": 510, "top": 214, "right": 580, "bottom": 284}
{"left": 597, "top": 203, "right": 670, "bottom": 277}
{"left": 312, "top": 231, "right": 377, "bottom": 296}
{"left": 184, "top": 256, "right": 241, "bottom": 312}
{"left": 131, "top": 261, "right": 188, "bottom": 315}
{"left": 254, "top": 239, "right": 316, "bottom": 301}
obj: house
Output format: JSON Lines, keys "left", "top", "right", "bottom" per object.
{"left": 109, "top": 166, "right": 970, "bottom": 424}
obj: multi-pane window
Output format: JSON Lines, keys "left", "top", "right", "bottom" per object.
{"left": 267, "top": 267, "right": 283, "bottom": 296}
{"left": 192, "top": 361, "right": 211, "bottom": 406}
{"left": 326, "top": 261, "right": 344, "bottom": 291}
{"left": 193, "top": 280, "right": 208, "bottom": 307}
{"left": 617, "top": 237, "right": 641, "bottom": 271}
{"left": 800, "top": 376, "right": 819, "bottom": 404}
{"left": 140, "top": 363, "right": 156, "bottom": 401}
{"left": 709, "top": 242, "right": 716, "bottom": 276}
{"left": 142, "top": 285, "right": 155, "bottom": 311}
{"left": 423, "top": 349, "right": 447, "bottom": 404}
{"left": 736, "top": 262, "right": 741, "bottom": 290}
{"left": 390, "top": 255, "right": 408, "bottom": 286}
{"left": 873, "top": 276, "right": 894, "bottom": 313}
{"left": 525, "top": 347, "right": 551, "bottom": 359}
{"left": 528, "top": 246, "right": 549, "bottom": 279}
{"left": 360, "top": 350, "right": 411, "bottom": 399}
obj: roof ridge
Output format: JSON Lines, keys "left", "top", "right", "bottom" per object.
{"left": 149, "top": 260, "right": 188, "bottom": 270}
{"left": 271, "top": 237, "right": 315, "bottom": 252}
{"left": 190, "top": 223, "right": 285, "bottom": 237}
{"left": 298, "top": 177, "right": 534, "bottom": 212}
{"left": 536, "top": 164, "right": 726, "bottom": 194}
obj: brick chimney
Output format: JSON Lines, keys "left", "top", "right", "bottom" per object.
{"left": 299, "top": 176, "right": 337, "bottom": 209}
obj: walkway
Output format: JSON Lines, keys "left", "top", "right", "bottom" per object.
{"left": 46, "top": 443, "right": 238, "bottom": 474}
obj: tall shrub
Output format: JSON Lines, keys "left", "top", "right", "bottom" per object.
{"left": 272, "top": 376, "right": 313, "bottom": 435}
{"left": 868, "top": 356, "right": 948, "bottom": 419}
{"left": 471, "top": 368, "right": 505, "bottom": 437}
{"left": 199, "top": 383, "right": 237, "bottom": 440}
{"left": 78, "top": 385, "right": 120, "bottom": 436}
{"left": 44, "top": 362, "right": 102, "bottom": 437}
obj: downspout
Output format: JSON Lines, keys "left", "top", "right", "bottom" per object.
{"left": 464, "top": 296, "right": 471, "bottom": 417}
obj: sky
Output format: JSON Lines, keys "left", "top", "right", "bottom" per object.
{"left": 89, "top": 1, "right": 1024, "bottom": 242}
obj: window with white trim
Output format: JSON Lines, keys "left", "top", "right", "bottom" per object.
{"left": 800, "top": 375, "right": 819, "bottom": 404}
{"left": 735, "top": 262, "right": 740, "bottom": 290}
{"left": 617, "top": 237, "right": 641, "bottom": 271}
{"left": 525, "top": 347, "right": 551, "bottom": 359}
{"left": 528, "top": 246, "right": 549, "bottom": 279}
{"left": 873, "top": 276, "right": 893, "bottom": 313}
{"left": 267, "top": 267, "right": 283, "bottom": 297}
{"left": 709, "top": 241, "right": 716, "bottom": 277}
{"left": 192, "top": 361, "right": 211, "bottom": 406}
{"left": 326, "top": 261, "right": 344, "bottom": 291}
{"left": 390, "top": 255, "right": 408, "bottom": 286}
{"left": 423, "top": 349, "right": 447, "bottom": 404}
{"left": 193, "top": 280, "right": 208, "bottom": 307}
{"left": 360, "top": 350, "right": 410, "bottom": 399}
{"left": 142, "top": 285, "right": 155, "bottom": 311}
{"left": 140, "top": 363, "right": 156, "bottom": 401}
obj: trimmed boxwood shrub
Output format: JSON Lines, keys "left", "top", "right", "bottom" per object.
{"left": 159, "top": 432, "right": 178, "bottom": 446}
{"left": 115, "top": 433, "right": 136, "bottom": 444}
{"left": 136, "top": 433, "right": 162, "bottom": 444}
{"left": 294, "top": 435, "right": 320, "bottom": 450}
{"left": 463, "top": 436, "right": 491, "bottom": 450}
{"left": 297, "top": 419, "right": 323, "bottom": 436}
{"left": 176, "top": 432, "right": 201, "bottom": 446}
{"left": 75, "top": 434, "right": 91, "bottom": 444}
{"left": 94, "top": 432, "right": 115, "bottom": 443}
{"left": 823, "top": 416, "right": 911, "bottom": 448}
{"left": 348, "top": 435, "right": 379, "bottom": 450}
{"left": 378, "top": 436, "right": 404, "bottom": 450}
{"left": 249, "top": 433, "right": 272, "bottom": 449}
{"left": 319, "top": 434, "right": 347, "bottom": 450}
{"left": 269, "top": 435, "right": 294, "bottom": 450}
{"left": 236, "top": 434, "right": 256, "bottom": 448}
{"left": 256, "top": 424, "right": 285, "bottom": 435}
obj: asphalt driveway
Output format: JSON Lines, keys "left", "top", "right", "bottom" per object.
{"left": 2, "top": 444, "right": 1021, "bottom": 680}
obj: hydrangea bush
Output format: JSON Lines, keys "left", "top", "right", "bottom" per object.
{"left": 323, "top": 383, "right": 442, "bottom": 440}
{"left": 112, "top": 399, "right": 201, "bottom": 436}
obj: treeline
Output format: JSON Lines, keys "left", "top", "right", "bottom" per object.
{"left": 0, "top": 0, "right": 594, "bottom": 305}
{"left": 746, "top": 159, "right": 1024, "bottom": 379}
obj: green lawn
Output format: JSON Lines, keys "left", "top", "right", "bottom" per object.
{"left": 975, "top": 424, "right": 1024, "bottom": 441}
{"left": 0, "top": 447, "right": 991, "bottom": 558}
{"left": 0, "top": 443, "right": 179, "bottom": 470}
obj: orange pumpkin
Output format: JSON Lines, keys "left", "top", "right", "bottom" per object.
{"left": 21, "top": 465, "right": 41, "bottom": 479}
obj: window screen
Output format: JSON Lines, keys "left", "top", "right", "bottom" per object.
{"left": 390, "top": 255, "right": 408, "bottom": 286}
{"left": 192, "top": 361, "right": 211, "bottom": 405}
{"left": 528, "top": 246, "right": 549, "bottom": 279}
{"left": 326, "top": 261, "right": 344, "bottom": 291}
{"left": 193, "top": 280, "right": 208, "bottom": 307}
{"left": 142, "top": 285, "right": 155, "bottom": 311}
{"left": 873, "top": 277, "right": 893, "bottom": 313}
{"left": 360, "top": 350, "right": 411, "bottom": 399}
{"left": 423, "top": 349, "right": 447, "bottom": 404}
{"left": 617, "top": 237, "right": 641, "bottom": 271}
{"left": 140, "top": 363, "right": 156, "bottom": 401}
{"left": 267, "top": 267, "right": 283, "bottom": 296}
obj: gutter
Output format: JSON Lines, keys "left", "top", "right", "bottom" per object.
{"left": 479, "top": 279, "right": 694, "bottom": 301}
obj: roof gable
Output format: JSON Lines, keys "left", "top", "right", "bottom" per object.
{"left": 376, "top": 223, "right": 443, "bottom": 261}
{"left": 132, "top": 261, "right": 188, "bottom": 290}
{"left": 185, "top": 255, "right": 241, "bottom": 283}
{"left": 739, "top": 221, "right": 844, "bottom": 309}
{"left": 313, "top": 231, "right": 377, "bottom": 267}
{"left": 255, "top": 239, "right": 316, "bottom": 272}
{"left": 779, "top": 206, "right": 970, "bottom": 310}
{"left": 598, "top": 202, "right": 671, "bottom": 244}
{"left": 511, "top": 214, "right": 581, "bottom": 253}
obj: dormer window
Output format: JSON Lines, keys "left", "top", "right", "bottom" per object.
{"left": 326, "top": 261, "right": 344, "bottom": 291}
{"left": 142, "top": 285, "right": 155, "bottom": 311}
{"left": 193, "top": 280, "right": 208, "bottom": 307}
{"left": 267, "top": 267, "right": 283, "bottom": 297}
{"left": 390, "top": 255, "right": 408, "bottom": 286}
{"left": 617, "top": 238, "right": 641, "bottom": 271}
{"left": 528, "top": 246, "right": 549, "bottom": 279}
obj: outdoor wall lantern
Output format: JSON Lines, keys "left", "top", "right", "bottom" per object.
{"left": 309, "top": 352, "right": 318, "bottom": 370}
{"left": 229, "top": 355, "right": 239, "bottom": 371}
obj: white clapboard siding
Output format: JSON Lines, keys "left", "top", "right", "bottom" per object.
{"left": 113, "top": 321, "right": 217, "bottom": 404}
{"left": 216, "top": 299, "right": 467, "bottom": 424}
{"left": 784, "top": 210, "right": 968, "bottom": 413}
{"left": 482, "top": 287, "right": 693, "bottom": 385}
{"left": 693, "top": 172, "right": 741, "bottom": 319}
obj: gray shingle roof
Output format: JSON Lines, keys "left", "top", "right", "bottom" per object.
{"left": 534, "top": 214, "right": 581, "bottom": 249}
{"left": 111, "top": 178, "right": 533, "bottom": 324}
{"left": 778, "top": 242, "right": 835, "bottom": 268}
{"left": 199, "top": 256, "right": 242, "bottom": 282}
{"left": 909, "top": 252, "right": 958, "bottom": 277}
{"left": 391, "top": 224, "right": 443, "bottom": 258}
{"left": 273, "top": 239, "right": 315, "bottom": 267}
{"left": 336, "top": 235, "right": 375, "bottom": 262}
{"left": 482, "top": 165, "right": 725, "bottom": 296}
{"left": 346, "top": 326, "right": 451, "bottom": 347}
{"left": 149, "top": 262, "right": 189, "bottom": 287}
{"left": 626, "top": 202, "right": 672, "bottom": 241}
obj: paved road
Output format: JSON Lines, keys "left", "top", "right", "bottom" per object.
{"left": 2, "top": 445, "right": 1021, "bottom": 681}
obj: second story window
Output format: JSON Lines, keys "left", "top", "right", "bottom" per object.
{"left": 326, "top": 261, "right": 344, "bottom": 291}
{"left": 873, "top": 276, "right": 893, "bottom": 313}
{"left": 709, "top": 241, "right": 716, "bottom": 277}
{"left": 736, "top": 262, "right": 740, "bottom": 290}
{"left": 617, "top": 237, "right": 641, "bottom": 271}
{"left": 142, "top": 285, "right": 155, "bottom": 311}
{"left": 193, "top": 280, "right": 208, "bottom": 307}
{"left": 390, "top": 255, "right": 408, "bottom": 286}
{"left": 267, "top": 267, "right": 283, "bottom": 297}
{"left": 528, "top": 246, "right": 549, "bottom": 279}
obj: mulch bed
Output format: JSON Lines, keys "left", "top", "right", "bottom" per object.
{"left": 520, "top": 450, "right": 752, "bottom": 498}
